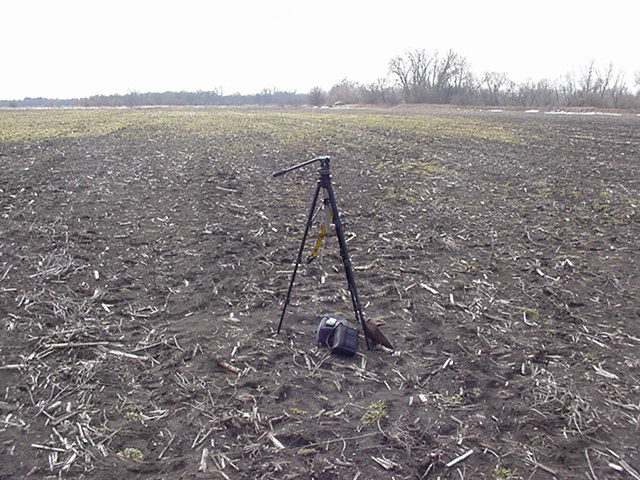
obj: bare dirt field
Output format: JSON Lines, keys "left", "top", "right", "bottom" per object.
{"left": 0, "top": 106, "right": 638, "bottom": 479}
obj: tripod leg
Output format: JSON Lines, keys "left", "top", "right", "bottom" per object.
{"left": 277, "top": 181, "right": 322, "bottom": 333}
{"left": 323, "top": 183, "right": 372, "bottom": 349}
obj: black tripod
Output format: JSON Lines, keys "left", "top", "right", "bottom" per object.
{"left": 273, "top": 156, "right": 372, "bottom": 349}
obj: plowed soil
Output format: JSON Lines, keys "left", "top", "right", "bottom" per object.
{"left": 0, "top": 107, "right": 638, "bottom": 479}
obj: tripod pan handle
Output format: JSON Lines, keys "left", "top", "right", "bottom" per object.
{"left": 271, "top": 156, "right": 330, "bottom": 178}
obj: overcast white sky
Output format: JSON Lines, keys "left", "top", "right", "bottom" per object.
{"left": 1, "top": 0, "right": 638, "bottom": 100}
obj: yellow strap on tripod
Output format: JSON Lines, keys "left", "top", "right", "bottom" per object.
{"left": 308, "top": 207, "right": 332, "bottom": 263}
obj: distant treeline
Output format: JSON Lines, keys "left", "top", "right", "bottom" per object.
{"left": 2, "top": 49, "right": 639, "bottom": 110}
{"left": 313, "top": 51, "right": 640, "bottom": 110}
{"left": 0, "top": 89, "right": 306, "bottom": 108}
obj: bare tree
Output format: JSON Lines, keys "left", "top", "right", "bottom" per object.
{"left": 432, "top": 50, "right": 456, "bottom": 98}
{"left": 388, "top": 55, "right": 411, "bottom": 101}
{"left": 560, "top": 72, "right": 579, "bottom": 106}
{"left": 597, "top": 63, "right": 614, "bottom": 99}
{"left": 389, "top": 49, "right": 433, "bottom": 102}
{"left": 574, "top": 61, "right": 632, "bottom": 107}
{"left": 482, "top": 72, "right": 509, "bottom": 105}
{"left": 389, "top": 49, "right": 476, "bottom": 103}
{"left": 408, "top": 49, "right": 432, "bottom": 102}
{"left": 607, "top": 68, "right": 630, "bottom": 107}
{"left": 308, "top": 87, "right": 326, "bottom": 106}
{"left": 360, "top": 78, "right": 398, "bottom": 104}
{"left": 579, "top": 60, "right": 597, "bottom": 98}
{"left": 447, "top": 56, "right": 478, "bottom": 103}
{"left": 328, "top": 79, "right": 362, "bottom": 104}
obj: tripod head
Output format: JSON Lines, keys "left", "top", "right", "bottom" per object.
{"left": 272, "top": 156, "right": 331, "bottom": 178}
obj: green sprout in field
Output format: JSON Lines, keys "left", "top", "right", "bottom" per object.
{"left": 519, "top": 306, "right": 539, "bottom": 317}
{"left": 120, "top": 447, "right": 144, "bottom": 461}
{"left": 123, "top": 411, "right": 141, "bottom": 422}
{"left": 361, "top": 399, "right": 388, "bottom": 425}
{"left": 443, "top": 394, "right": 463, "bottom": 406}
{"left": 494, "top": 466, "right": 513, "bottom": 478}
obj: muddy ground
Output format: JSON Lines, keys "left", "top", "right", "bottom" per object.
{"left": 0, "top": 107, "right": 638, "bottom": 479}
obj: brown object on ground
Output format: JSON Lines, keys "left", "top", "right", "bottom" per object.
{"left": 364, "top": 318, "right": 394, "bottom": 350}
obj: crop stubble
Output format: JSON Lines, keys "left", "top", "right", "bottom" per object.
{"left": 0, "top": 107, "right": 638, "bottom": 479}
